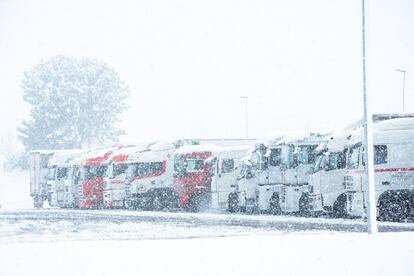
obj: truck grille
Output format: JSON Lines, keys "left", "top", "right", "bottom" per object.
{"left": 344, "top": 175, "right": 354, "bottom": 190}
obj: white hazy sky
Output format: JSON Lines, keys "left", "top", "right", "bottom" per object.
{"left": 0, "top": 0, "right": 413, "bottom": 146}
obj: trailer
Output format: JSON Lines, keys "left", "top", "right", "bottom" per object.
{"left": 230, "top": 133, "right": 326, "bottom": 214}
{"left": 29, "top": 150, "right": 55, "bottom": 208}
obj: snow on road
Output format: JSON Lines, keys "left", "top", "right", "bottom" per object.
{"left": 1, "top": 232, "right": 414, "bottom": 276}
{"left": 0, "top": 170, "right": 32, "bottom": 210}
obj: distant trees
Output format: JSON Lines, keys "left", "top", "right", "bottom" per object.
{"left": 18, "top": 56, "right": 129, "bottom": 151}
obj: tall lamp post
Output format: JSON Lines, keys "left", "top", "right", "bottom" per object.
{"left": 362, "top": 0, "right": 377, "bottom": 234}
{"left": 396, "top": 69, "right": 407, "bottom": 112}
{"left": 240, "top": 96, "right": 248, "bottom": 139}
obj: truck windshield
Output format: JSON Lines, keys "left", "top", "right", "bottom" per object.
{"left": 84, "top": 166, "right": 107, "bottom": 179}
{"left": 312, "top": 154, "right": 325, "bottom": 173}
{"left": 113, "top": 163, "right": 128, "bottom": 177}
{"left": 129, "top": 162, "right": 164, "bottom": 178}
{"left": 47, "top": 167, "right": 56, "bottom": 180}
{"left": 174, "top": 155, "right": 186, "bottom": 176}
{"left": 269, "top": 148, "right": 282, "bottom": 167}
{"left": 297, "top": 145, "right": 317, "bottom": 165}
{"left": 186, "top": 159, "right": 204, "bottom": 172}
{"left": 347, "top": 146, "right": 361, "bottom": 169}
{"left": 327, "top": 152, "right": 346, "bottom": 170}
{"left": 56, "top": 167, "right": 68, "bottom": 180}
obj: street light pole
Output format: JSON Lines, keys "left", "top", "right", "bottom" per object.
{"left": 396, "top": 69, "right": 407, "bottom": 113}
{"left": 362, "top": 0, "right": 377, "bottom": 235}
{"left": 240, "top": 96, "right": 248, "bottom": 139}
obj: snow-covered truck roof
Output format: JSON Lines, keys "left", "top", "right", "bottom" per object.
{"left": 48, "top": 149, "right": 87, "bottom": 167}
{"left": 108, "top": 145, "right": 149, "bottom": 163}
{"left": 255, "top": 132, "right": 327, "bottom": 149}
{"left": 174, "top": 144, "right": 217, "bottom": 155}
{"left": 349, "top": 117, "right": 414, "bottom": 145}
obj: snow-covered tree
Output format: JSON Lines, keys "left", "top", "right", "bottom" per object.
{"left": 18, "top": 56, "right": 129, "bottom": 150}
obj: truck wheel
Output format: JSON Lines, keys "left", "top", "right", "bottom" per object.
{"left": 269, "top": 193, "right": 281, "bottom": 215}
{"left": 333, "top": 194, "right": 347, "bottom": 218}
{"left": 33, "top": 196, "right": 43, "bottom": 208}
{"left": 151, "top": 195, "right": 164, "bottom": 211}
{"left": 379, "top": 198, "right": 407, "bottom": 222}
{"left": 299, "top": 194, "right": 311, "bottom": 217}
{"left": 227, "top": 193, "right": 239, "bottom": 213}
{"left": 187, "top": 193, "right": 210, "bottom": 212}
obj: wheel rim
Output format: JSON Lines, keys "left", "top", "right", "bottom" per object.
{"left": 153, "top": 196, "right": 162, "bottom": 210}
{"left": 387, "top": 201, "right": 404, "bottom": 219}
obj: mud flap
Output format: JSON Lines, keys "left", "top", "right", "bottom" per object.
{"left": 346, "top": 192, "right": 365, "bottom": 217}
{"left": 308, "top": 194, "right": 323, "bottom": 212}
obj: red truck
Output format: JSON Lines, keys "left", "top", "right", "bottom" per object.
{"left": 173, "top": 144, "right": 214, "bottom": 211}
{"left": 76, "top": 149, "right": 114, "bottom": 209}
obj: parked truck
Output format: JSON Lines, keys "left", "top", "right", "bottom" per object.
{"left": 75, "top": 148, "right": 116, "bottom": 209}
{"left": 126, "top": 142, "right": 177, "bottom": 210}
{"left": 173, "top": 144, "right": 251, "bottom": 212}
{"left": 307, "top": 132, "right": 352, "bottom": 217}
{"left": 229, "top": 133, "right": 326, "bottom": 215}
{"left": 29, "top": 150, "right": 55, "bottom": 208}
{"left": 46, "top": 149, "right": 85, "bottom": 208}
{"left": 344, "top": 117, "right": 414, "bottom": 221}
{"left": 103, "top": 145, "right": 148, "bottom": 208}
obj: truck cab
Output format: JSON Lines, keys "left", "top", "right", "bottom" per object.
{"left": 103, "top": 146, "right": 147, "bottom": 209}
{"left": 75, "top": 149, "right": 114, "bottom": 209}
{"left": 46, "top": 150, "right": 84, "bottom": 208}
{"left": 231, "top": 133, "right": 325, "bottom": 215}
{"left": 308, "top": 133, "right": 351, "bottom": 217}
{"left": 208, "top": 146, "right": 250, "bottom": 211}
{"left": 173, "top": 144, "right": 214, "bottom": 211}
{"left": 345, "top": 117, "right": 414, "bottom": 221}
{"left": 174, "top": 144, "right": 250, "bottom": 212}
{"left": 126, "top": 146, "right": 176, "bottom": 210}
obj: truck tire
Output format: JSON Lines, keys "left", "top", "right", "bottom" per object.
{"left": 187, "top": 193, "right": 210, "bottom": 212}
{"left": 33, "top": 196, "right": 43, "bottom": 208}
{"left": 227, "top": 193, "right": 239, "bottom": 213}
{"left": 379, "top": 197, "right": 407, "bottom": 222}
{"left": 269, "top": 193, "right": 281, "bottom": 215}
{"left": 299, "top": 194, "right": 311, "bottom": 217}
{"left": 332, "top": 194, "right": 347, "bottom": 218}
{"left": 151, "top": 194, "right": 164, "bottom": 211}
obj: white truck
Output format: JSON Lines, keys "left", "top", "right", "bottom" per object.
{"left": 103, "top": 145, "right": 148, "bottom": 208}
{"left": 126, "top": 142, "right": 177, "bottom": 210}
{"left": 46, "top": 149, "right": 85, "bottom": 207}
{"left": 229, "top": 133, "right": 326, "bottom": 215}
{"left": 209, "top": 146, "right": 251, "bottom": 211}
{"left": 344, "top": 117, "right": 414, "bottom": 221}
{"left": 307, "top": 132, "right": 353, "bottom": 217}
{"left": 29, "top": 150, "right": 55, "bottom": 208}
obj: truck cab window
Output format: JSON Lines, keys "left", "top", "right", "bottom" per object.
{"left": 221, "top": 159, "right": 234, "bottom": 173}
{"left": 348, "top": 145, "right": 361, "bottom": 169}
{"left": 186, "top": 159, "right": 204, "bottom": 171}
{"left": 374, "top": 145, "right": 388, "bottom": 165}
{"left": 113, "top": 163, "right": 128, "bottom": 177}
{"left": 56, "top": 167, "right": 68, "bottom": 180}
{"left": 269, "top": 148, "right": 282, "bottom": 167}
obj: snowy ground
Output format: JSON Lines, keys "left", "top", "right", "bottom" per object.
{"left": 1, "top": 171, "right": 414, "bottom": 275}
